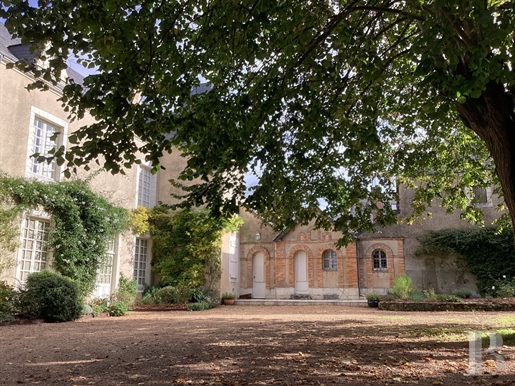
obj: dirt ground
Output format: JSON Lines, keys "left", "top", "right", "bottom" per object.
{"left": 1, "top": 305, "right": 514, "bottom": 385}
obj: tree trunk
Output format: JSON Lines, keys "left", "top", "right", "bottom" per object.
{"left": 455, "top": 81, "right": 515, "bottom": 242}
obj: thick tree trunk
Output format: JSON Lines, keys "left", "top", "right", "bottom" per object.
{"left": 455, "top": 81, "right": 515, "bottom": 242}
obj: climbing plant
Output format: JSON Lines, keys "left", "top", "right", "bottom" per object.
{"left": 145, "top": 205, "right": 242, "bottom": 289}
{"left": 0, "top": 174, "right": 128, "bottom": 296}
{"left": 417, "top": 227, "right": 515, "bottom": 296}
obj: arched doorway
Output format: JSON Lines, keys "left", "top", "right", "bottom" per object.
{"left": 294, "top": 250, "right": 309, "bottom": 294}
{"left": 252, "top": 252, "right": 266, "bottom": 298}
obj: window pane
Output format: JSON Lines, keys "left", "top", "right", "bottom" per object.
{"left": 30, "top": 118, "right": 58, "bottom": 179}
{"left": 16, "top": 217, "right": 51, "bottom": 284}
{"left": 133, "top": 238, "right": 148, "bottom": 288}
{"left": 372, "top": 249, "right": 387, "bottom": 269}
{"left": 137, "top": 168, "right": 152, "bottom": 207}
{"left": 322, "top": 249, "right": 337, "bottom": 270}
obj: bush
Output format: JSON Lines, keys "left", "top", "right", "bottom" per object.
{"left": 492, "top": 277, "right": 515, "bottom": 298}
{"left": 157, "top": 286, "right": 175, "bottom": 303}
{"left": 0, "top": 281, "right": 15, "bottom": 314}
{"left": 389, "top": 274, "right": 413, "bottom": 300}
{"left": 409, "top": 290, "right": 425, "bottom": 301}
{"left": 0, "top": 311, "right": 15, "bottom": 323}
{"left": 19, "top": 271, "right": 82, "bottom": 323}
{"left": 423, "top": 288, "right": 438, "bottom": 300}
{"left": 89, "top": 298, "right": 109, "bottom": 316}
{"left": 452, "top": 288, "right": 473, "bottom": 299}
{"left": 365, "top": 293, "right": 380, "bottom": 301}
{"left": 435, "top": 294, "right": 461, "bottom": 302}
{"left": 173, "top": 284, "right": 192, "bottom": 304}
{"left": 109, "top": 301, "right": 128, "bottom": 316}
{"left": 82, "top": 304, "right": 93, "bottom": 316}
{"left": 112, "top": 274, "right": 137, "bottom": 309}
{"left": 186, "top": 301, "right": 212, "bottom": 311}
{"left": 140, "top": 285, "right": 162, "bottom": 305}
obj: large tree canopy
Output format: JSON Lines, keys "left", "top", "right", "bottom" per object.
{"left": 1, "top": 0, "right": 513, "bottom": 243}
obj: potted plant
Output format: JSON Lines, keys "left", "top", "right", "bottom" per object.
{"left": 221, "top": 292, "right": 236, "bottom": 305}
{"left": 366, "top": 293, "right": 380, "bottom": 308}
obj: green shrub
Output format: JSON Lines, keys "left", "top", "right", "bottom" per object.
{"left": 0, "top": 281, "right": 15, "bottom": 314}
{"left": 389, "top": 274, "right": 413, "bottom": 300}
{"left": 111, "top": 274, "right": 137, "bottom": 309}
{"left": 452, "top": 288, "right": 473, "bottom": 299}
{"left": 186, "top": 301, "right": 212, "bottom": 311}
{"left": 435, "top": 294, "right": 461, "bottom": 302}
{"left": 141, "top": 285, "right": 162, "bottom": 304}
{"left": 89, "top": 298, "right": 109, "bottom": 316}
{"left": 492, "top": 277, "right": 515, "bottom": 298}
{"left": 423, "top": 288, "right": 438, "bottom": 300}
{"left": 365, "top": 293, "right": 380, "bottom": 301}
{"left": 190, "top": 287, "right": 205, "bottom": 303}
{"left": 109, "top": 301, "right": 128, "bottom": 316}
{"left": 157, "top": 286, "right": 175, "bottom": 303}
{"left": 409, "top": 290, "right": 426, "bottom": 301}
{"left": 173, "top": 284, "right": 192, "bottom": 304}
{"left": 0, "top": 311, "right": 15, "bottom": 323}
{"left": 20, "top": 271, "right": 82, "bottom": 323}
{"left": 82, "top": 304, "right": 93, "bottom": 316}
{"left": 221, "top": 292, "right": 236, "bottom": 299}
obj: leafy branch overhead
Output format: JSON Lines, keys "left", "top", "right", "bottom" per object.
{"left": 2, "top": 1, "right": 514, "bottom": 240}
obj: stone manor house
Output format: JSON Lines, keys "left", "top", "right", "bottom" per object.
{"left": 0, "top": 24, "right": 502, "bottom": 300}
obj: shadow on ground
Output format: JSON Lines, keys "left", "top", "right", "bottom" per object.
{"left": 0, "top": 306, "right": 513, "bottom": 385}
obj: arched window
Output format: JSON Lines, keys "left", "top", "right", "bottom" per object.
{"left": 372, "top": 249, "right": 387, "bottom": 270}
{"left": 322, "top": 249, "right": 337, "bottom": 270}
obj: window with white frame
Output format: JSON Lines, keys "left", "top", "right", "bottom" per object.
{"left": 16, "top": 217, "right": 51, "bottom": 283}
{"left": 137, "top": 166, "right": 156, "bottom": 208}
{"left": 95, "top": 237, "right": 115, "bottom": 297}
{"left": 372, "top": 249, "right": 387, "bottom": 270}
{"left": 322, "top": 249, "right": 337, "bottom": 271}
{"left": 133, "top": 238, "right": 148, "bottom": 290}
{"left": 26, "top": 107, "right": 68, "bottom": 181}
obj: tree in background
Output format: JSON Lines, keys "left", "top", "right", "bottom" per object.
{"left": 2, "top": 1, "right": 514, "bottom": 243}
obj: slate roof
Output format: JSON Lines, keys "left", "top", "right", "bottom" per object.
{"left": 0, "top": 22, "right": 84, "bottom": 84}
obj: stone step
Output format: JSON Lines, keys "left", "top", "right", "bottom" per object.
{"left": 234, "top": 299, "right": 367, "bottom": 306}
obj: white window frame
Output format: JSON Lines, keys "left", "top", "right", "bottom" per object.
{"left": 93, "top": 236, "right": 117, "bottom": 298}
{"left": 16, "top": 214, "right": 52, "bottom": 286}
{"left": 136, "top": 164, "right": 157, "bottom": 208}
{"left": 25, "top": 107, "right": 68, "bottom": 181}
{"left": 133, "top": 237, "right": 150, "bottom": 292}
{"left": 322, "top": 249, "right": 337, "bottom": 271}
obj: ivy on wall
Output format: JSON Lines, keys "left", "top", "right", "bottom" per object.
{"left": 130, "top": 205, "right": 242, "bottom": 289}
{"left": 0, "top": 174, "right": 128, "bottom": 296}
{"left": 417, "top": 227, "right": 515, "bottom": 296}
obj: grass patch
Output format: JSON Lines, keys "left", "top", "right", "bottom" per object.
{"left": 495, "top": 329, "right": 515, "bottom": 346}
{"left": 496, "top": 316, "right": 515, "bottom": 326}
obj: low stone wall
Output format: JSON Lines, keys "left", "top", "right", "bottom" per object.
{"left": 379, "top": 301, "right": 515, "bottom": 312}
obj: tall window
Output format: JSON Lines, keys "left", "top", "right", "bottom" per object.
{"left": 93, "top": 238, "right": 115, "bottom": 298}
{"left": 30, "top": 118, "right": 58, "bottom": 178}
{"left": 137, "top": 166, "right": 154, "bottom": 208}
{"left": 16, "top": 217, "right": 50, "bottom": 283}
{"left": 372, "top": 249, "right": 387, "bottom": 269}
{"left": 472, "top": 186, "right": 488, "bottom": 204}
{"left": 133, "top": 238, "right": 148, "bottom": 290}
{"left": 322, "top": 249, "right": 337, "bottom": 270}
{"left": 26, "top": 107, "right": 68, "bottom": 181}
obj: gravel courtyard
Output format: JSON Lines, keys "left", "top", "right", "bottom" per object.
{"left": 1, "top": 305, "right": 514, "bottom": 385}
